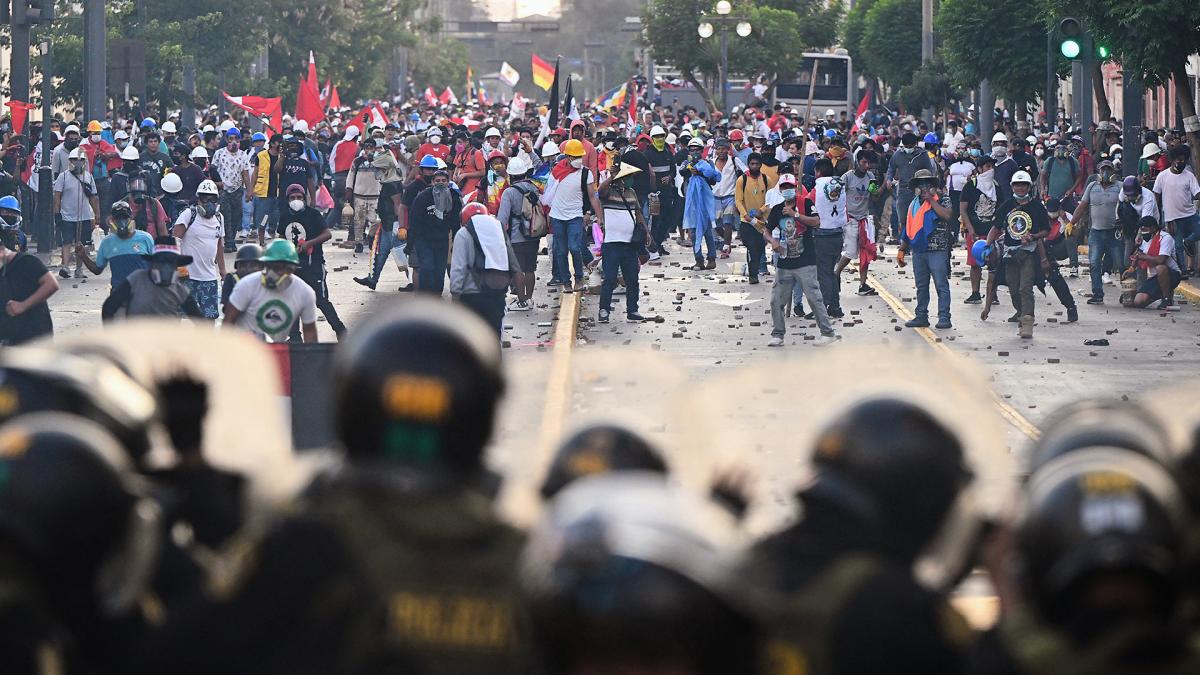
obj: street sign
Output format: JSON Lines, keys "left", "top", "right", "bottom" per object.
{"left": 107, "top": 38, "right": 145, "bottom": 99}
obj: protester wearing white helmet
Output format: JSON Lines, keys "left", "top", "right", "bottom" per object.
{"left": 161, "top": 121, "right": 177, "bottom": 135}
{"left": 984, "top": 169, "right": 1049, "bottom": 339}
{"left": 172, "top": 179, "right": 227, "bottom": 319}
{"left": 483, "top": 127, "right": 503, "bottom": 154}
{"left": 497, "top": 154, "right": 541, "bottom": 311}
{"left": 52, "top": 147, "right": 101, "bottom": 279}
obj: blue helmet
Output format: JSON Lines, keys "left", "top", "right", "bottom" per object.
{"left": 409, "top": 112, "right": 420, "bottom": 121}
{"left": 140, "top": 117, "right": 157, "bottom": 129}
{"left": 923, "top": 132, "right": 939, "bottom": 145}
{"left": 823, "top": 128, "right": 837, "bottom": 138}
{"left": 418, "top": 155, "right": 441, "bottom": 169}
{"left": 251, "top": 132, "right": 267, "bottom": 143}
{"left": 0, "top": 195, "right": 19, "bottom": 213}
{"left": 971, "top": 239, "right": 992, "bottom": 267}
{"left": 226, "top": 127, "right": 242, "bottom": 138}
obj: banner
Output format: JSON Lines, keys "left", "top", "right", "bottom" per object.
{"left": 499, "top": 61, "right": 520, "bottom": 87}
{"left": 5, "top": 100, "right": 36, "bottom": 135}
{"left": 439, "top": 87, "right": 458, "bottom": 106}
{"left": 346, "top": 101, "right": 389, "bottom": 134}
{"left": 532, "top": 54, "right": 555, "bottom": 91}
{"left": 424, "top": 87, "right": 438, "bottom": 106}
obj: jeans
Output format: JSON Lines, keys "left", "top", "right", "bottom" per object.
{"left": 813, "top": 232, "right": 843, "bottom": 311}
{"left": 413, "top": 237, "right": 449, "bottom": 295}
{"left": 1006, "top": 249, "right": 1038, "bottom": 318}
{"left": 693, "top": 222, "right": 717, "bottom": 262}
{"left": 460, "top": 290, "right": 506, "bottom": 336}
{"left": 739, "top": 222, "right": 765, "bottom": 279}
{"left": 1168, "top": 213, "right": 1200, "bottom": 272}
{"left": 772, "top": 266, "right": 833, "bottom": 337}
{"left": 600, "top": 241, "right": 640, "bottom": 316}
{"left": 252, "top": 196, "right": 279, "bottom": 235}
{"left": 912, "top": 248, "right": 951, "bottom": 323}
{"left": 1088, "top": 228, "right": 1123, "bottom": 299}
{"left": 552, "top": 216, "right": 585, "bottom": 284}
{"left": 369, "top": 226, "right": 404, "bottom": 284}
{"left": 892, "top": 191, "right": 915, "bottom": 241}
{"left": 219, "top": 188, "right": 244, "bottom": 249}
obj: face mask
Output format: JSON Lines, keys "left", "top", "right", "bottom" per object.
{"left": 1035, "top": 148, "right": 1044, "bottom": 157}
{"left": 1173, "top": 161, "right": 1187, "bottom": 173}
{"left": 455, "top": 141, "right": 466, "bottom": 152}
{"left": 116, "top": 140, "right": 127, "bottom": 150}
{"left": 992, "top": 146, "right": 1008, "bottom": 159}
{"left": 570, "top": 158, "right": 583, "bottom": 169}
{"left": 70, "top": 161, "right": 84, "bottom": 174}
{"left": 113, "top": 218, "right": 133, "bottom": 236}
{"left": 0, "top": 215, "right": 21, "bottom": 231}
{"left": 431, "top": 184, "right": 448, "bottom": 197}
{"left": 132, "top": 192, "right": 146, "bottom": 204}
{"left": 780, "top": 189, "right": 796, "bottom": 200}
{"left": 89, "top": 134, "right": 101, "bottom": 143}
{"left": 1100, "top": 170, "right": 1115, "bottom": 183}
{"left": 652, "top": 138, "right": 665, "bottom": 151}
{"left": 263, "top": 269, "right": 291, "bottom": 290}
{"left": 149, "top": 261, "right": 177, "bottom": 287}
{"left": 194, "top": 158, "right": 207, "bottom": 168}
{"left": 969, "top": 148, "right": 981, "bottom": 157}
{"left": 65, "top": 139, "right": 79, "bottom": 150}
{"left": 1014, "top": 189, "right": 1032, "bottom": 203}
{"left": 430, "top": 136, "right": 441, "bottom": 145}
{"left": 198, "top": 201, "right": 218, "bottom": 218}
{"left": 288, "top": 199, "right": 305, "bottom": 212}
{"left": 903, "top": 146, "right": 917, "bottom": 155}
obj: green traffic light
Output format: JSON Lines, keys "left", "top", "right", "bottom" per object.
{"left": 1097, "top": 45, "right": 1110, "bottom": 59}
{"left": 1061, "top": 39, "right": 1081, "bottom": 59}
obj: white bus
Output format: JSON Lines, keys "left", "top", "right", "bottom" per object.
{"left": 774, "top": 52, "right": 857, "bottom": 121}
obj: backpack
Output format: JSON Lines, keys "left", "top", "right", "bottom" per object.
{"left": 1046, "top": 155, "right": 1078, "bottom": 183}
{"left": 465, "top": 221, "right": 513, "bottom": 291}
{"left": 515, "top": 183, "right": 549, "bottom": 239}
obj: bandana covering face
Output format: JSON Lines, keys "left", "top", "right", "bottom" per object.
{"left": 431, "top": 184, "right": 452, "bottom": 219}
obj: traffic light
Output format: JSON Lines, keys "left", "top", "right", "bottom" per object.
{"left": 1059, "top": 17, "right": 1083, "bottom": 59}
{"left": 1096, "top": 43, "right": 1110, "bottom": 59}
{"left": 14, "top": 0, "right": 54, "bottom": 25}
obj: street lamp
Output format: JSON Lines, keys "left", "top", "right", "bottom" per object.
{"left": 697, "top": 3, "right": 750, "bottom": 114}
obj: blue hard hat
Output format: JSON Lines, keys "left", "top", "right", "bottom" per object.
{"left": 923, "top": 132, "right": 939, "bottom": 145}
{"left": 251, "top": 132, "right": 267, "bottom": 143}
{"left": 226, "top": 127, "right": 242, "bottom": 138}
{"left": 824, "top": 128, "right": 837, "bottom": 138}
{"left": 140, "top": 117, "right": 157, "bottom": 129}
{"left": 419, "top": 155, "right": 440, "bottom": 169}
{"left": 0, "top": 195, "right": 19, "bottom": 212}
{"left": 409, "top": 112, "right": 420, "bottom": 121}
{"left": 971, "top": 239, "right": 992, "bottom": 267}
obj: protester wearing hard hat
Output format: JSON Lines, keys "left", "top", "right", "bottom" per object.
{"left": 53, "top": 147, "right": 101, "bottom": 280}
{"left": 497, "top": 154, "right": 543, "bottom": 312}
{"left": 985, "top": 170, "right": 1050, "bottom": 339}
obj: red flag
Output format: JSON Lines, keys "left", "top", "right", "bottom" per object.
{"left": 328, "top": 86, "right": 341, "bottom": 111}
{"left": 345, "top": 101, "right": 389, "bottom": 134}
{"left": 626, "top": 79, "right": 639, "bottom": 131}
{"left": 223, "top": 92, "right": 283, "bottom": 137}
{"left": 424, "top": 87, "right": 438, "bottom": 106}
{"left": 850, "top": 91, "right": 870, "bottom": 134}
{"left": 295, "top": 74, "right": 325, "bottom": 126}
{"left": 5, "top": 100, "right": 36, "bottom": 135}
{"left": 319, "top": 79, "right": 332, "bottom": 109}
{"left": 439, "top": 87, "right": 457, "bottom": 105}
{"left": 306, "top": 51, "right": 319, "bottom": 88}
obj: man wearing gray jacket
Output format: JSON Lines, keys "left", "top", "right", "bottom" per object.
{"left": 451, "top": 202, "right": 520, "bottom": 336}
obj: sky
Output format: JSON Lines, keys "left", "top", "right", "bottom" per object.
{"left": 485, "top": 0, "right": 561, "bottom": 20}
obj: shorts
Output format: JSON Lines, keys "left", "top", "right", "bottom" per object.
{"left": 187, "top": 279, "right": 220, "bottom": 319}
{"left": 842, "top": 218, "right": 866, "bottom": 259}
{"left": 715, "top": 196, "right": 737, "bottom": 226}
{"left": 512, "top": 240, "right": 539, "bottom": 276}
{"left": 58, "top": 219, "right": 91, "bottom": 246}
{"left": 1138, "top": 269, "right": 1181, "bottom": 301}
{"left": 964, "top": 229, "right": 981, "bottom": 268}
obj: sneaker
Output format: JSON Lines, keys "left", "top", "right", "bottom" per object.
{"left": 647, "top": 251, "right": 662, "bottom": 262}
{"left": 1019, "top": 315, "right": 1034, "bottom": 339}
{"left": 561, "top": 281, "right": 575, "bottom": 293}
{"left": 691, "top": 262, "right": 706, "bottom": 271}
{"left": 905, "top": 318, "right": 930, "bottom": 328}
{"left": 812, "top": 333, "right": 840, "bottom": 346}
{"left": 353, "top": 244, "right": 363, "bottom": 254}
{"left": 353, "top": 276, "right": 376, "bottom": 290}
{"left": 59, "top": 266, "right": 70, "bottom": 279}
{"left": 73, "top": 266, "right": 85, "bottom": 279}
{"left": 659, "top": 246, "right": 672, "bottom": 256}
{"left": 1086, "top": 296, "right": 1104, "bottom": 305}
{"left": 1066, "top": 306, "right": 1078, "bottom": 322}
{"left": 857, "top": 284, "right": 877, "bottom": 296}
{"left": 793, "top": 303, "right": 804, "bottom": 316}
{"left": 509, "top": 299, "right": 531, "bottom": 312}
{"left": 547, "top": 279, "right": 562, "bottom": 287}
{"left": 1103, "top": 273, "right": 1114, "bottom": 285}
{"left": 598, "top": 309, "right": 610, "bottom": 323}
{"left": 748, "top": 276, "right": 759, "bottom": 285}
{"left": 827, "top": 307, "right": 844, "bottom": 319}
{"left": 767, "top": 336, "right": 785, "bottom": 347}
{"left": 1157, "top": 298, "right": 1178, "bottom": 311}
{"left": 935, "top": 319, "right": 953, "bottom": 330}
{"left": 705, "top": 259, "right": 717, "bottom": 270}
{"left": 1007, "top": 313, "right": 1020, "bottom": 322}
{"left": 1069, "top": 266, "right": 1079, "bottom": 278}
{"left": 963, "top": 292, "right": 982, "bottom": 304}
{"left": 626, "top": 312, "right": 646, "bottom": 322}
{"left": 803, "top": 311, "right": 815, "bottom": 320}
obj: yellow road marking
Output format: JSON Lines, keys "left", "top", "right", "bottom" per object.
{"left": 866, "top": 274, "right": 1041, "bottom": 441}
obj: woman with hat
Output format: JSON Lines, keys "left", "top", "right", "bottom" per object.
{"left": 101, "top": 236, "right": 204, "bottom": 321}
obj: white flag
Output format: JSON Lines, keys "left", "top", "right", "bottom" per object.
{"left": 499, "top": 62, "right": 520, "bottom": 87}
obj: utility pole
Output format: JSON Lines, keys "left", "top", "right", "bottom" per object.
{"left": 921, "top": 0, "right": 934, "bottom": 127}
{"left": 37, "top": 40, "right": 53, "bottom": 254}
{"left": 979, "top": 80, "right": 994, "bottom": 140}
{"left": 10, "top": 10, "right": 31, "bottom": 103}
{"left": 182, "top": 58, "right": 196, "bottom": 131}
{"left": 1079, "top": 32, "right": 1094, "bottom": 144}
{"left": 1045, "top": 29, "right": 1057, "bottom": 126}
{"left": 83, "top": 0, "right": 107, "bottom": 122}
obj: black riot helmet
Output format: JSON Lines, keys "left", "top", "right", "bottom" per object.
{"left": 1016, "top": 448, "right": 1189, "bottom": 642}
{"left": 540, "top": 424, "right": 667, "bottom": 499}
{"left": 1029, "top": 399, "right": 1173, "bottom": 474}
{"left": 0, "top": 347, "right": 158, "bottom": 464}
{"left": 521, "top": 474, "right": 758, "bottom": 675}
{"left": 0, "top": 413, "right": 161, "bottom": 621}
{"left": 805, "top": 398, "right": 972, "bottom": 565}
{"left": 332, "top": 298, "right": 503, "bottom": 474}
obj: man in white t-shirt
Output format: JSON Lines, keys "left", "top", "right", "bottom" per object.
{"left": 812, "top": 159, "right": 847, "bottom": 318}
{"left": 1130, "top": 217, "right": 1181, "bottom": 310}
{"left": 1152, "top": 146, "right": 1200, "bottom": 274}
{"left": 224, "top": 239, "right": 318, "bottom": 342}
{"left": 173, "top": 179, "right": 226, "bottom": 318}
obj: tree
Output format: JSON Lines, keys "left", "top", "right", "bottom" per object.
{"left": 751, "top": 0, "right": 843, "bottom": 85}
{"left": 860, "top": 0, "right": 921, "bottom": 94}
{"left": 939, "top": 0, "right": 1063, "bottom": 118}
{"left": 1047, "top": 0, "right": 1200, "bottom": 168}
{"left": 898, "top": 56, "right": 964, "bottom": 114}
{"left": 643, "top": 0, "right": 723, "bottom": 112}
{"left": 409, "top": 38, "right": 472, "bottom": 92}
{"left": 842, "top": 0, "right": 879, "bottom": 86}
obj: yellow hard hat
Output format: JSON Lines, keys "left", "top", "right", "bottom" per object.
{"left": 86, "top": 120, "right": 103, "bottom": 133}
{"left": 562, "top": 139, "right": 585, "bottom": 158}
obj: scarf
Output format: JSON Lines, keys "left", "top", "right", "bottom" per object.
{"left": 1140, "top": 233, "right": 1161, "bottom": 270}
{"left": 975, "top": 170, "right": 996, "bottom": 201}
{"left": 372, "top": 150, "right": 402, "bottom": 184}
{"left": 550, "top": 158, "right": 575, "bottom": 182}
{"left": 431, "top": 185, "right": 452, "bottom": 220}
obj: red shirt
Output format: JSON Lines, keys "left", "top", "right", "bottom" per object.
{"left": 415, "top": 143, "right": 450, "bottom": 164}
{"left": 453, "top": 148, "right": 486, "bottom": 195}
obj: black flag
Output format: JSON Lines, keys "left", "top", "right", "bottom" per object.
{"left": 548, "top": 56, "right": 561, "bottom": 130}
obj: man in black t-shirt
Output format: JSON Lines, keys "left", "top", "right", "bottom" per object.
{"left": 958, "top": 155, "right": 997, "bottom": 304}
{"left": 276, "top": 136, "right": 315, "bottom": 214}
{"left": 0, "top": 221, "right": 57, "bottom": 344}
{"left": 986, "top": 170, "right": 1050, "bottom": 338}
{"left": 278, "top": 184, "right": 345, "bottom": 339}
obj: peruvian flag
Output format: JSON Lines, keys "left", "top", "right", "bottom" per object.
{"left": 319, "top": 79, "right": 332, "bottom": 109}
{"left": 626, "top": 79, "right": 639, "bottom": 132}
{"left": 295, "top": 52, "right": 325, "bottom": 125}
{"left": 439, "top": 87, "right": 458, "bottom": 106}
{"left": 223, "top": 91, "right": 283, "bottom": 136}
{"left": 328, "top": 86, "right": 341, "bottom": 111}
{"left": 508, "top": 92, "right": 526, "bottom": 121}
{"left": 423, "top": 87, "right": 438, "bottom": 106}
{"left": 850, "top": 90, "right": 870, "bottom": 134}
{"left": 346, "top": 101, "right": 389, "bottom": 134}
{"left": 5, "top": 100, "right": 36, "bottom": 135}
